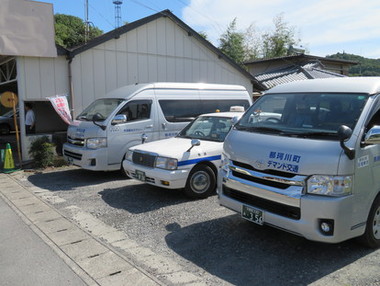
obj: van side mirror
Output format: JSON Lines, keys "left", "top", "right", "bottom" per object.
{"left": 231, "top": 116, "right": 240, "bottom": 126}
{"left": 364, "top": 125, "right": 380, "bottom": 144}
{"left": 338, "top": 125, "right": 355, "bottom": 160}
{"left": 92, "top": 113, "right": 106, "bottom": 130}
{"left": 186, "top": 139, "right": 201, "bottom": 152}
{"left": 111, "top": 114, "right": 127, "bottom": 125}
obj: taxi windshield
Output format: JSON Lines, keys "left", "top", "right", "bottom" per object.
{"left": 236, "top": 92, "right": 369, "bottom": 140}
{"left": 177, "top": 116, "right": 233, "bottom": 142}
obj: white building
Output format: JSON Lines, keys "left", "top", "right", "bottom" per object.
{"left": 1, "top": 3, "right": 262, "bottom": 161}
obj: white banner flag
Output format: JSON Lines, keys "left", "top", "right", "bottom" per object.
{"left": 47, "top": 95, "right": 72, "bottom": 125}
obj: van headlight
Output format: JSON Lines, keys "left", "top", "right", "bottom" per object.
{"left": 221, "top": 152, "right": 231, "bottom": 173}
{"left": 155, "top": 156, "right": 177, "bottom": 170}
{"left": 126, "top": 150, "right": 134, "bottom": 162}
{"left": 307, "top": 175, "right": 352, "bottom": 197}
{"left": 86, "top": 137, "right": 107, "bottom": 149}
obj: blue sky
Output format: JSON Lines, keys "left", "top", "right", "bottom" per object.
{"left": 43, "top": 0, "right": 380, "bottom": 59}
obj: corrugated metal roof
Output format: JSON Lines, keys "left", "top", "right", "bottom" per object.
{"left": 256, "top": 62, "right": 345, "bottom": 89}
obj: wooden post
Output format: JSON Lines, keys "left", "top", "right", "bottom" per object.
{"left": 11, "top": 93, "right": 22, "bottom": 168}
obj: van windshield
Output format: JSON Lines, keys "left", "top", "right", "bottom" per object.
{"left": 236, "top": 93, "right": 369, "bottom": 140}
{"left": 76, "top": 98, "right": 124, "bottom": 121}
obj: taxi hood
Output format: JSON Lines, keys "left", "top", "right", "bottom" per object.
{"left": 225, "top": 130, "right": 346, "bottom": 176}
{"left": 131, "top": 137, "right": 222, "bottom": 160}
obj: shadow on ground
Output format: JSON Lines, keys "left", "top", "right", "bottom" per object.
{"left": 165, "top": 214, "right": 374, "bottom": 286}
{"left": 27, "top": 168, "right": 127, "bottom": 191}
{"left": 99, "top": 184, "right": 190, "bottom": 214}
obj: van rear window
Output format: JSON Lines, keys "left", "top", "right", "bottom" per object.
{"left": 159, "top": 99, "right": 250, "bottom": 122}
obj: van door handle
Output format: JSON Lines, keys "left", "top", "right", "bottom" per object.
{"left": 145, "top": 125, "right": 153, "bottom": 129}
{"left": 162, "top": 123, "right": 167, "bottom": 130}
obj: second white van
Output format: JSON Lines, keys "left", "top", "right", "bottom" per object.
{"left": 63, "top": 82, "right": 252, "bottom": 172}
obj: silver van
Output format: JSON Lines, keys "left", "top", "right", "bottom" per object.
{"left": 63, "top": 82, "right": 251, "bottom": 172}
{"left": 218, "top": 77, "right": 380, "bottom": 248}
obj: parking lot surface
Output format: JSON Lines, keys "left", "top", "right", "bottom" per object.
{"left": 10, "top": 166, "right": 380, "bottom": 285}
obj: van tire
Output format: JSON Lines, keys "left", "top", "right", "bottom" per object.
{"left": 359, "top": 196, "right": 380, "bottom": 248}
{"left": 184, "top": 165, "right": 216, "bottom": 199}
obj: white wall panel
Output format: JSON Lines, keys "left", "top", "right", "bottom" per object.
{"left": 116, "top": 52, "right": 128, "bottom": 87}
{"left": 146, "top": 22, "right": 157, "bottom": 54}
{"left": 93, "top": 49, "right": 106, "bottom": 100}
{"left": 157, "top": 56, "right": 167, "bottom": 82}
{"left": 137, "top": 25, "right": 148, "bottom": 54}
{"left": 138, "top": 54, "right": 149, "bottom": 83}
{"left": 165, "top": 20, "right": 175, "bottom": 56}
{"left": 127, "top": 52, "right": 138, "bottom": 84}
{"left": 105, "top": 50, "right": 117, "bottom": 92}
{"left": 80, "top": 51, "right": 95, "bottom": 106}
{"left": 148, "top": 55, "right": 158, "bottom": 83}
{"left": 39, "top": 58, "right": 55, "bottom": 97}
{"left": 126, "top": 30, "right": 138, "bottom": 53}
{"left": 166, "top": 57, "right": 176, "bottom": 81}
{"left": 156, "top": 19, "right": 166, "bottom": 55}
{"left": 116, "top": 33, "right": 127, "bottom": 52}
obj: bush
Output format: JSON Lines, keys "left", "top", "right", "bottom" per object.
{"left": 29, "top": 136, "right": 55, "bottom": 168}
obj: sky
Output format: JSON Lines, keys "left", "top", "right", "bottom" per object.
{"left": 43, "top": 0, "right": 380, "bottom": 59}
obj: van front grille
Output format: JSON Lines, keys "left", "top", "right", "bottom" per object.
{"left": 223, "top": 186, "right": 300, "bottom": 220}
{"left": 232, "top": 160, "right": 296, "bottom": 178}
{"left": 67, "top": 136, "right": 85, "bottom": 147}
{"left": 132, "top": 151, "right": 156, "bottom": 168}
{"left": 232, "top": 170, "right": 290, "bottom": 189}
{"left": 64, "top": 150, "right": 82, "bottom": 160}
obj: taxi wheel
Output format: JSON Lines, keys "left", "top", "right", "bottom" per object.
{"left": 359, "top": 195, "right": 380, "bottom": 248}
{"left": 185, "top": 165, "right": 216, "bottom": 199}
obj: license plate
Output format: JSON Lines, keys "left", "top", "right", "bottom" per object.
{"left": 135, "top": 170, "right": 146, "bottom": 181}
{"left": 242, "top": 205, "right": 264, "bottom": 225}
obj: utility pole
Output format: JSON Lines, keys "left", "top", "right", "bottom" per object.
{"left": 84, "top": 0, "right": 90, "bottom": 43}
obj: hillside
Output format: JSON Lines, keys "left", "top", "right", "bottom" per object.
{"left": 327, "top": 53, "right": 380, "bottom": 76}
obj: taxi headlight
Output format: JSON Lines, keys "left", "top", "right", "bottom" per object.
{"left": 86, "top": 137, "right": 107, "bottom": 149}
{"left": 126, "top": 150, "right": 134, "bottom": 162}
{"left": 307, "top": 175, "right": 352, "bottom": 197}
{"left": 155, "top": 156, "right": 178, "bottom": 170}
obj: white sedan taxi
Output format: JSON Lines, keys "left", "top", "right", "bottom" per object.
{"left": 123, "top": 109, "right": 244, "bottom": 198}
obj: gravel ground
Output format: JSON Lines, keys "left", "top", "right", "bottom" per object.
{"left": 14, "top": 166, "right": 380, "bottom": 286}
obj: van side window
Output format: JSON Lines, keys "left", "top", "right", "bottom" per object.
{"left": 159, "top": 99, "right": 250, "bottom": 122}
{"left": 366, "top": 109, "right": 380, "bottom": 131}
{"left": 118, "top": 100, "right": 152, "bottom": 122}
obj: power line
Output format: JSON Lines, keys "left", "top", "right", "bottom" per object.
{"left": 173, "top": 0, "right": 224, "bottom": 35}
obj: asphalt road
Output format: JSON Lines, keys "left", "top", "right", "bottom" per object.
{"left": 14, "top": 166, "right": 380, "bottom": 286}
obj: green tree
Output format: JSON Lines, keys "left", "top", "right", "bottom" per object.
{"left": 54, "top": 14, "right": 103, "bottom": 48}
{"left": 261, "top": 14, "right": 300, "bottom": 59}
{"left": 218, "top": 18, "right": 246, "bottom": 65}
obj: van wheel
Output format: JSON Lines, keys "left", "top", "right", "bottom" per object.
{"left": 184, "top": 165, "right": 216, "bottom": 199}
{"left": 359, "top": 196, "right": 380, "bottom": 248}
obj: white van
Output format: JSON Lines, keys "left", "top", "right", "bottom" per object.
{"left": 63, "top": 82, "right": 252, "bottom": 172}
{"left": 219, "top": 77, "right": 380, "bottom": 248}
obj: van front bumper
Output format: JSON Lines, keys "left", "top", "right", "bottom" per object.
{"left": 123, "top": 160, "right": 190, "bottom": 189}
{"left": 218, "top": 176, "right": 364, "bottom": 244}
{"left": 63, "top": 143, "right": 111, "bottom": 171}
